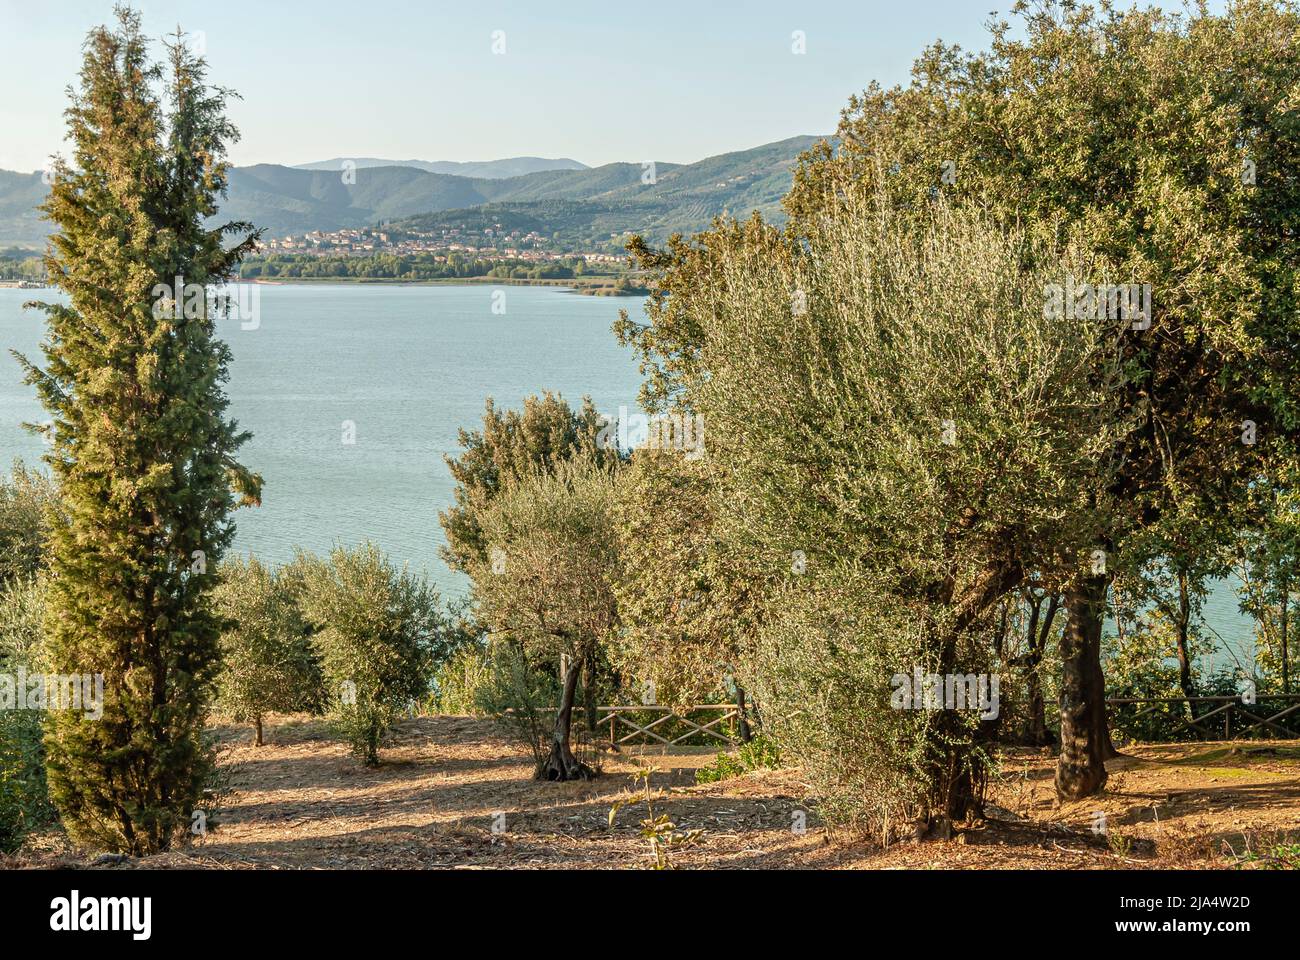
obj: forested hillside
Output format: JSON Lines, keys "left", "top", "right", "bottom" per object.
{"left": 0, "top": 136, "right": 820, "bottom": 246}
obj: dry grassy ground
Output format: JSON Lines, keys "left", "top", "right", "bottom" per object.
{"left": 8, "top": 715, "right": 1299, "bottom": 869}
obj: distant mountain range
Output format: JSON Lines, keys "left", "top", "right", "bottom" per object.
{"left": 0, "top": 135, "right": 824, "bottom": 249}
{"left": 0, "top": 170, "right": 52, "bottom": 248}
{"left": 293, "top": 156, "right": 588, "bottom": 179}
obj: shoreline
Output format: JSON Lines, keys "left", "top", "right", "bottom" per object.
{"left": 2, "top": 277, "right": 647, "bottom": 297}
{"left": 246, "top": 275, "right": 648, "bottom": 297}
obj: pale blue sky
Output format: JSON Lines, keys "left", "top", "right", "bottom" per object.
{"left": 0, "top": 1, "right": 1223, "bottom": 172}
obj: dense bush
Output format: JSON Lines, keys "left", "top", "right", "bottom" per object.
{"left": 690, "top": 189, "right": 1121, "bottom": 833}
{"left": 298, "top": 545, "right": 446, "bottom": 765}
{"left": 212, "top": 557, "right": 321, "bottom": 745}
{"left": 752, "top": 586, "right": 998, "bottom": 839}
{"left": 432, "top": 642, "right": 492, "bottom": 716}
{"left": 0, "top": 708, "right": 52, "bottom": 853}
{"left": 0, "top": 460, "right": 56, "bottom": 584}
{"left": 0, "top": 576, "right": 55, "bottom": 852}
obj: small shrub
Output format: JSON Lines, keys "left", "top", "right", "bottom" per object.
{"left": 694, "top": 753, "right": 745, "bottom": 785}
{"left": 299, "top": 545, "right": 446, "bottom": 765}
{"left": 738, "top": 734, "right": 781, "bottom": 770}
{"left": 474, "top": 642, "right": 560, "bottom": 774}
{"left": 433, "top": 643, "right": 492, "bottom": 716}
{"left": 610, "top": 765, "right": 702, "bottom": 870}
{"left": 1225, "top": 834, "right": 1300, "bottom": 870}
{"left": 695, "top": 734, "right": 781, "bottom": 784}
{"left": 212, "top": 556, "right": 321, "bottom": 745}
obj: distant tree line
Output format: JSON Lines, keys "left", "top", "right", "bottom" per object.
{"left": 239, "top": 252, "right": 620, "bottom": 282}
{"left": 0, "top": 247, "right": 44, "bottom": 281}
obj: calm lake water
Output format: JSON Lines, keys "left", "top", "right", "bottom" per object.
{"left": 0, "top": 283, "right": 643, "bottom": 600}
{"left": 0, "top": 282, "right": 1257, "bottom": 665}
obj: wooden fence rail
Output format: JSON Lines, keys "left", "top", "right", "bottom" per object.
{"left": 1105, "top": 693, "right": 1300, "bottom": 741}
{"left": 595, "top": 704, "right": 745, "bottom": 748}
{"left": 514, "top": 695, "right": 1300, "bottom": 751}
{"left": 507, "top": 704, "right": 749, "bottom": 748}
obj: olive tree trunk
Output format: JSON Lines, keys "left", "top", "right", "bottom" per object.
{"left": 539, "top": 657, "right": 595, "bottom": 781}
{"left": 736, "top": 686, "right": 753, "bottom": 744}
{"left": 1022, "top": 594, "right": 1058, "bottom": 747}
{"left": 1056, "top": 574, "right": 1111, "bottom": 799}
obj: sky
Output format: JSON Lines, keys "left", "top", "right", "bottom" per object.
{"left": 0, "top": 1, "right": 1225, "bottom": 172}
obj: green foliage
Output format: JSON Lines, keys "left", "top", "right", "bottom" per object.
{"left": 440, "top": 393, "right": 618, "bottom": 574}
{"left": 239, "top": 252, "right": 596, "bottom": 282}
{"left": 1234, "top": 472, "right": 1300, "bottom": 689}
{"left": 616, "top": 0, "right": 1300, "bottom": 811}
{"left": 0, "top": 247, "right": 46, "bottom": 281}
{"left": 211, "top": 556, "right": 321, "bottom": 742}
{"left": 611, "top": 451, "right": 755, "bottom": 707}
{"left": 694, "top": 735, "right": 781, "bottom": 785}
{"left": 1236, "top": 840, "right": 1300, "bottom": 870}
{"left": 0, "top": 460, "right": 57, "bottom": 585}
{"left": 754, "top": 587, "right": 987, "bottom": 837}
{"left": 0, "top": 707, "right": 53, "bottom": 853}
{"left": 697, "top": 183, "right": 1125, "bottom": 830}
{"left": 298, "top": 545, "right": 446, "bottom": 765}
{"left": 472, "top": 641, "right": 560, "bottom": 773}
{"left": 17, "top": 9, "right": 262, "bottom": 855}
{"left": 0, "top": 576, "right": 55, "bottom": 852}
{"left": 788, "top": 0, "right": 1300, "bottom": 567}
{"left": 609, "top": 765, "right": 702, "bottom": 870}
{"left": 432, "top": 642, "right": 492, "bottom": 716}
{"left": 470, "top": 456, "right": 620, "bottom": 779}
{"left": 693, "top": 752, "right": 744, "bottom": 785}
{"left": 1104, "top": 617, "right": 1244, "bottom": 742}
{"left": 472, "top": 457, "right": 620, "bottom": 667}
{"left": 0, "top": 576, "right": 48, "bottom": 669}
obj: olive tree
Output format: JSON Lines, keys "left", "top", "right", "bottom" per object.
{"left": 691, "top": 188, "right": 1127, "bottom": 832}
{"left": 299, "top": 545, "right": 445, "bottom": 766}
{"left": 212, "top": 556, "right": 320, "bottom": 745}
{"left": 781, "top": 0, "right": 1300, "bottom": 799}
{"left": 470, "top": 458, "right": 619, "bottom": 781}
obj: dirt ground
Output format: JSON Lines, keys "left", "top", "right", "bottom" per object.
{"left": 9, "top": 715, "right": 1300, "bottom": 869}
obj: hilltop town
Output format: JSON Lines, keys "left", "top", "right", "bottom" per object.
{"left": 259, "top": 224, "right": 626, "bottom": 265}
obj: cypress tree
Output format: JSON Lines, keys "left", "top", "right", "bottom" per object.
{"left": 14, "top": 7, "right": 261, "bottom": 854}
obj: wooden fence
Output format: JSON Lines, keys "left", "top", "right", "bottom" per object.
{"left": 594, "top": 704, "right": 747, "bottom": 748}
{"left": 1106, "top": 693, "right": 1300, "bottom": 741}
{"left": 532, "top": 694, "right": 1300, "bottom": 750}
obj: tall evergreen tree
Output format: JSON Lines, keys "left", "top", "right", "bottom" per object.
{"left": 14, "top": 7, "right": 261, "bottom": 854}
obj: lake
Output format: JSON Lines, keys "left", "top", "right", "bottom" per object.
{"left": 0, "top": 283, "right": 643, "bottom": 600}
{"left": 0, "top": 282, "right": 1258, "bottom": 667}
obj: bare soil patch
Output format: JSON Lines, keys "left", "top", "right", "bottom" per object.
{"left": 7, "top": 716, "right": 1298, "bottom": 869}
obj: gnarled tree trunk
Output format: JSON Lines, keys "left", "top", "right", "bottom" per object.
{"left": 582, "top": 648, "right": 599, "bottom": 736}
{"left": 539, "top": 657, "right": 595, "bottom": 781}
{"left": 736, "top": 686, "right": 753, "bottom": 744}
{"left": 1056, "top": 574, "right": 1111, "bottom": 799}
{"left": 1022, "top": 594, "right": 1058, "bottom": 747}
{"left": 1168, "top": 571, "right": 1198, "bottom": 721}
